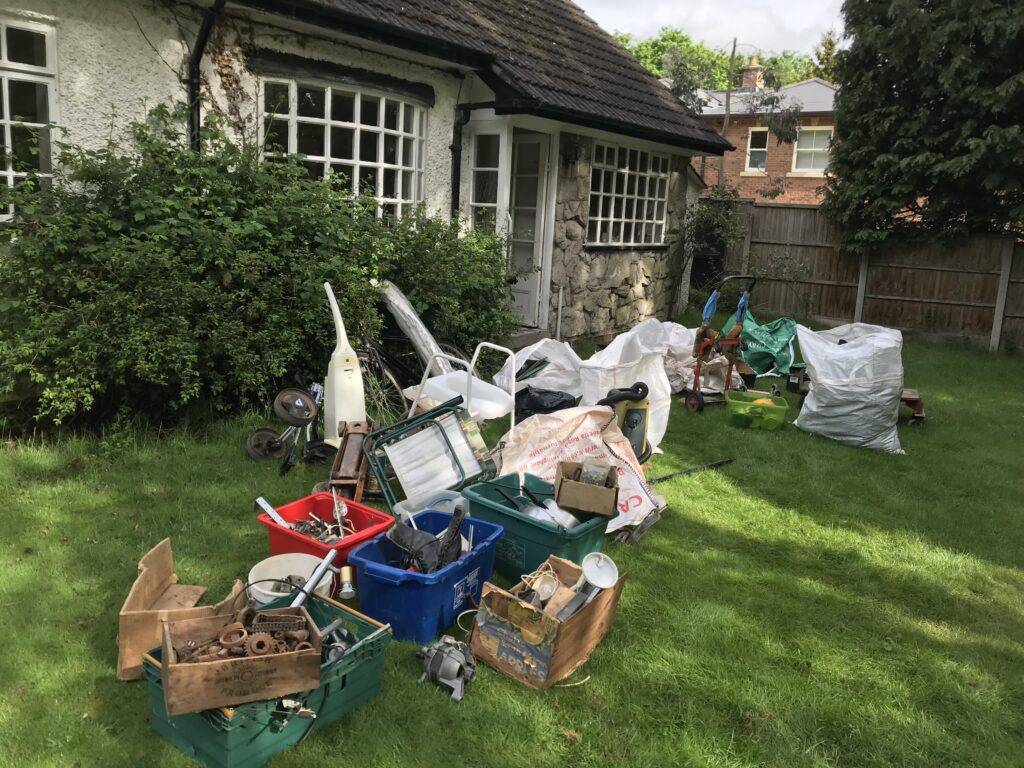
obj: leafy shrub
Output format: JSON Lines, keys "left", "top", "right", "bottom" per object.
{"left": 0, "top": 104, "right": 517, "bottom": 428}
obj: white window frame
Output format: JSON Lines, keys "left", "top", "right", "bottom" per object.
{"left": 0, "top": 16, "right": 58, "bottom": 217}
{"left": 468, "top": 132, "right": 501, "bottom": 233}
{"left": 745, "top": 127, "right": 768, "bottom": 173}
{"left": 587, "top": 141, "right": 671, "bottom": 246}
{"left": 790, "top": 126, "right": 833, "bottom": 176}
{"left": 258, "top": 77, "right": 426, "bottom": 218}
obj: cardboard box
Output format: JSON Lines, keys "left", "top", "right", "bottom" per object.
{"left": 554, "top": 461, "right": 619, "bottom": 518}
{"left": 469, "top": 556, "right": 624, "bottom": 689}
{"left": 161, "top": 607, "right": 322, "bottom": 715}
{"left": 117, "top": 539, "right": 245, "bottom": 681}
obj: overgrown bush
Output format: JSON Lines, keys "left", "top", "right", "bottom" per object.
{"left": 0, "top": 105, "right": 517, "bottom": 428}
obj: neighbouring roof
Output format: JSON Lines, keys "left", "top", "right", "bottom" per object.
{"left": 701, "top": 77, "right": 837, "bottom": 117}
{"left": 244, "top": 0, "right": 732, "bottom": 154}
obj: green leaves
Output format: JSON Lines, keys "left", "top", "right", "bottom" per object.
{"left": 823, "top": 0, "right": 1024, "bottom": 250}
{"left": 0, "top": 105, "right": 516, "bottom": 428}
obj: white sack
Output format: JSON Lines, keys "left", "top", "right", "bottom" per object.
{"left": 496, "top": 406, "right": 665, "bottom": 533}
{"left": 492, "top": 338, "right": 583, "bottom": 396}
{"left": 580, "top": 321, "right": 672, "bottom": 450}
{"left": 794, "top": 323, "right": 905, "bottom": 454}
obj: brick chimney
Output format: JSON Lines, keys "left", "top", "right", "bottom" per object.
{"left": 740, "top": 55, "right": 765, "bottom": 90}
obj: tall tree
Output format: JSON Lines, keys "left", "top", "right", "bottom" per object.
{"left": 615, "top": 27, "right": 734, "bottom": 87}
{"left": 811, "top": 29, "right": 840, "bottom": 81}
{"left": 823, "top": 0, "right": 1024, "bottom": 250}
{"left": 761, "top": 51, "right": 815, "bottom": 86}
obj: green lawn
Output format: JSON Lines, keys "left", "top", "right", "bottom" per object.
{"left": 2, "top": 337, "right": 1023, "bottom": 767}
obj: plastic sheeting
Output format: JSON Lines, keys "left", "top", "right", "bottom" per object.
{"left": 495, "top": 406, "right": 665, "bottom": 533}
{"left": 579, "top": 320, "right": 672, "bottom": 450}
{"left": 493, "top": 338, "right": 583, "bottom": 396}
{"left": 794, "top": 323, "right": 906, "bottom": 454}
{"left": 374, "top": 279, "right": 454, "bottom": 375}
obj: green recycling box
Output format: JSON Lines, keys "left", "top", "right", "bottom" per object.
{"left": 141, "top": 594, "right": 390, "bottom": 768}
{"left": 462, "top": 473, "right": 608, "bottom": 580}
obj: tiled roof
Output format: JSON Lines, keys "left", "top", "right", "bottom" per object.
{"left": 263, "top": 0, "right": 731, "bottom": 153}
{"left": 701, "top": 78, "right": 837, "bottom": 116}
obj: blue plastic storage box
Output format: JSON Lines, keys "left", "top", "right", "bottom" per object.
{"left": 348, "top": 510, "right": 503, "bottom": 644}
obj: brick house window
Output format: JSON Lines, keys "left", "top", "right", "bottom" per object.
{"left": 260, "top": 78, "right": 425, "bottom": 218}
{"left": 0, "top": 18, "right": 56, "bottom": 213}
{"left": 745, "top": 128, "right": 768, "bottom": 172}
{"left": 587, "top": 141, "right": 670, "bottom": 245}
{"left": 793, "top": 127, "right": 832, "bottom": 172}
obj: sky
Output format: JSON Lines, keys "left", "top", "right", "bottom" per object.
{"left": 575, "top": 0, "right": 844, "bottom": 54}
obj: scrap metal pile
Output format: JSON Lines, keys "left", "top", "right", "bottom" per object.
{"left": 173, "top": 610, "right": 315, "bottom": 664}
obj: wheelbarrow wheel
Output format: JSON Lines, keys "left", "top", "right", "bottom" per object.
{"left": 684, "top": 390, "right": 705, "bottom": 413}
{"left": 274, "top": 388, "right": 318, "bottom": 426}
{"left": 246, "top": 427, "right": 286, "bottom": 460}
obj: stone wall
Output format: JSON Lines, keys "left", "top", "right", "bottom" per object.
{"left": 548, "top": 133, "right": 692, "bottom": 340}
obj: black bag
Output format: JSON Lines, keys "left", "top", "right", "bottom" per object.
{"left": 515, "top": 386, "right": 576, "bottom": 423}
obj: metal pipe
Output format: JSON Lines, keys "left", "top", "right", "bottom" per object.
{"left": 290, "top": 550, "right": 338, "bottom": 607}
{"left": 449, "top": 105, "right": 471, "bottom": 219}
{"left": 555, "top": 286, "right": 564, "bottom": 341}
{"left": 188, "top": 0, "right": 228, "bottom": 151}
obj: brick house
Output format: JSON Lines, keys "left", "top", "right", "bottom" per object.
{"left": 698, "top": 57, "right": 836, "bottom": 205}
{"left": 0, "top": 0, "right": 729, "bottom": 341}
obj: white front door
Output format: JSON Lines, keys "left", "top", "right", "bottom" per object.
{"left": 508, "top": 132, "right": 549, "bottom": 327}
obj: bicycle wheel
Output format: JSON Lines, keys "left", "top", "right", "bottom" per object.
{"left": 358, "top": 349, "right": 407, "bottom": 427}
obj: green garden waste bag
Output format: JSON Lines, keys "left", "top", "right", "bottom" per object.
{"left": 722, "top": 312, "right": 797, "bottom": 375}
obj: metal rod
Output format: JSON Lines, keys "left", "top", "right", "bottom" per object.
{"left": 290, "top": 550, "right": 338, "bottom": 608}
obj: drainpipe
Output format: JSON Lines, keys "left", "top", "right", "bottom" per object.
{"left": 188, "top": 0, "right": 228, "bottom": 151}
{"left": 449, "top": 105, "right": 472, "bottom": 220}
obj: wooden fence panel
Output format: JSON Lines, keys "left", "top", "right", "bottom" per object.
{"left": 725, "top": 202, "right": 1020, "bottom": 350}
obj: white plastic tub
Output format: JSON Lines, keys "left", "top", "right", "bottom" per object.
{"left": 247, "top": 553, "right": 334, "bottom": 607}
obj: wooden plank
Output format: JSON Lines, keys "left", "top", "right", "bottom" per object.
{"left": 991, "top": 237, "right": 1014, "bottom": 351}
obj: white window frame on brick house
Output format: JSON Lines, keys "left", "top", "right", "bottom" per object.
{"left": 258, "top": 77, "right": 426, "bottom": 218}
{"left": 744, "top": 127, "right": 768, "bottom": 173}
{"left": 0, "top": 16, "right": 58, "bottom": 216}
{"left": 790, "top": 126, "right": 833, "bottom": 176}
{"left": 587, "top": 140, "right": 671, "bottom": 246}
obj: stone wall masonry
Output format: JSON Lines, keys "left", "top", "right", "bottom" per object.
{"left": 547, "top": 133, "right": 691, "bottom": 340}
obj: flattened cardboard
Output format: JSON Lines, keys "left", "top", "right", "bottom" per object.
{"left": 554, "top": 461, "right": 619, "bottom": 518}
{"left": 117, "top": 539, "right": 245, "bottom": 681}
{"left": 161, "top": 607, "right": 322, "bottom": 716}
{"left": 469, "top": 556, "right": 624, "bottom": 689}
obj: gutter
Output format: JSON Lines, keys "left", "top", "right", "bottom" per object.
{"left": 188, "top": 0, "right": 228, "bottom": 151}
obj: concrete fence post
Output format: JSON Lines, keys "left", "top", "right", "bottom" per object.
{"left": 854, "top": 252, "right": 869, "bottom": 323}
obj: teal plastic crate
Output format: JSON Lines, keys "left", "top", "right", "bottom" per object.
{"left": 142, "top": 595, "right": 390, "bottom": 768}
{"left": 462, "top": 473, "right": 609, "bottom": 580}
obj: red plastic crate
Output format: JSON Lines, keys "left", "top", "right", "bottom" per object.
{"left": 258, "top": 493, "right": 394, "bottom": 567}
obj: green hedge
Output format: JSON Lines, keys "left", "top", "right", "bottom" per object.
{"left": 0, "top": 105, "right": 518, "bottom": 428}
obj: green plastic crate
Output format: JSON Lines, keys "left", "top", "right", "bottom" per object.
{"left": 142, "top": 595, "right": 390, "bottom": 768}
{"left": 462, "top": 473, "right": 609, "bottom": 580}
{"left": 723, "top": 389, "right": 789, "bottom": 430}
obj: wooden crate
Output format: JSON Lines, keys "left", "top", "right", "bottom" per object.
{"left": 117, "top": 539, "right": 245, "bottom": 681}
{"left": 161, "top": 607, "right": 322, "bottom": 716}
{"left": 469, "top": 556, "right": 624, "bottom": 689}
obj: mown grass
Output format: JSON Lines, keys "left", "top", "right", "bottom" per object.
{"left": 1, "top": 336, "right": 1022, "bottom": 767}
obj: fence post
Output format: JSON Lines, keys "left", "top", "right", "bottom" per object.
{"left": 854, "top": 252, "right": 869, "bottom": 322}
{"left": 740, "top": 202, "right": 754, "bottom": 273}
{"left": 990, "top": 236, "right": 1014, "bottom": 352}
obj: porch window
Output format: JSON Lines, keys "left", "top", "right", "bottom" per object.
{"left": 587, "top": 142, "right": 670, "bottom": 245}
{"left": 260, "top": 78, "right": 425, "bottom": 217}
{"left": 745, "top": 128, "right": 768, "bottom": 171}
{"left": 469, "top": 133, "right": 500, "bottom": 232}
{"left": 793, "top": 127, "right": 832, "bottom": 172}
{"left": 0, "top": 18, "right": 56, "bottom": 214}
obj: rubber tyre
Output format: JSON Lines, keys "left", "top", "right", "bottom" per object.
{"left": 684, "top": 390, "right": 705, "bottom": 413}
{"left": 246, "top": 428, "right": 286, "bottom": 460}
{"left": 274, "top": 388, "right": 318, "bottom": 426}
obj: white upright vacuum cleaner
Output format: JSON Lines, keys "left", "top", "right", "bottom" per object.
{"left": 323, "top": 282, "right": 366, "bottom": 447}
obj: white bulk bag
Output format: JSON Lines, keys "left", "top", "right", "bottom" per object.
{"left": 493, "top": 338, "right": 583, "bottom": 396}
{"left": 794, "top": 323, "right": 906, "bottom": 454}
{"left": 580, "top": 322, "right": 672, "bottom": 450}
